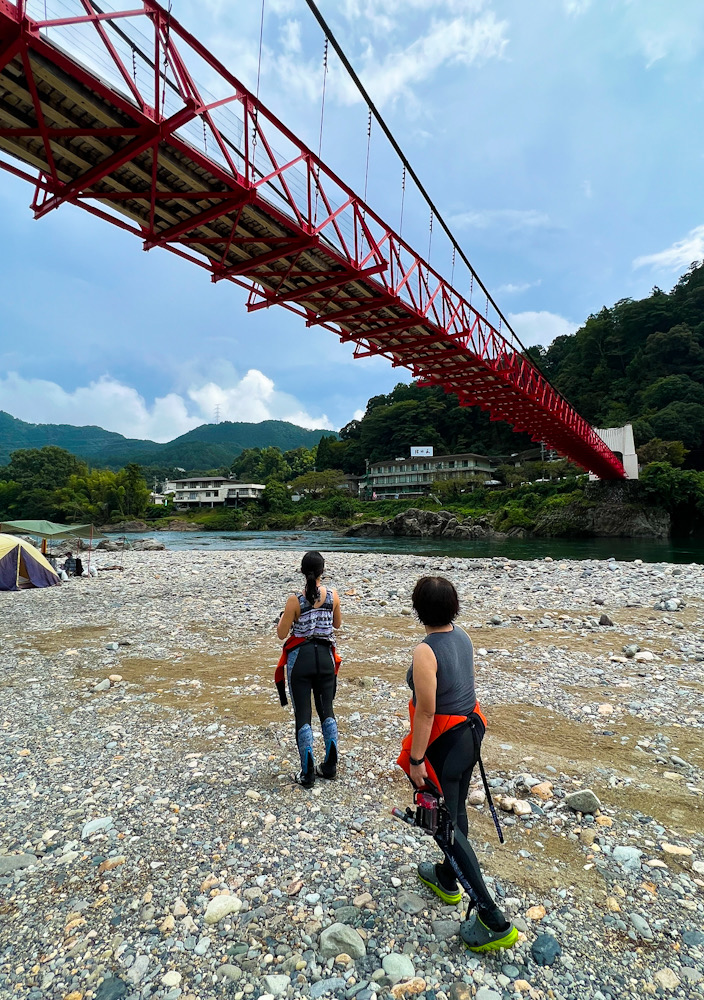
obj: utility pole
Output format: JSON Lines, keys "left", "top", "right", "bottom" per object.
{"left": 214, "top": 404, "right": 221, "bottom": 424}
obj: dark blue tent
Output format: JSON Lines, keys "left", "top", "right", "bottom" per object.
{"left": 0, "top": 533, "right": 61, "bottom": 591}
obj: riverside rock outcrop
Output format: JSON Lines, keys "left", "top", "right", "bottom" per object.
{"left": 345, "top": 508, "right": 504, "bottom": 539}
{"left": 533, "top": 501, "right": 670, "bottom": 539}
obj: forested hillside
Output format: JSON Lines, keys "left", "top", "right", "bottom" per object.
{"left": 319, "top": 262, "right": 704, "bottom": 473}
{"left": 538, "top": 262, "right": 704, "bottom": 464}
{"left": 0, "top": 412, "right": 334, "bottom": 468}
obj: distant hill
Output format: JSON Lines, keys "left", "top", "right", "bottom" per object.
{"left": 0, "top": 411, "right": 336, "bottom": 468}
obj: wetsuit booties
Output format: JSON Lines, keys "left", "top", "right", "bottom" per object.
{"left": 460, "top": 912, "right": 518, "bottom": 952}
{"left": 417, "top": 862, "right": 462, "bottom": 905}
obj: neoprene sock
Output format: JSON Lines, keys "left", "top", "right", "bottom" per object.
{"left": 436, "top": 863, "right": 459, "bottom": 891}
{"left": 478, "top": 906, "right": 510, "bottom": 933}
{"left": 297, "top": 724, "right": 314, "bottom": 771}
{"left": 321, "top": 717, "right": 338, "bottom": 774}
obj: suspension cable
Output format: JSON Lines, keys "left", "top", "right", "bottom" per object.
{"left": 399, "top": 164, "right": 406, "bottom": 237}
{"left": 252, "top": 0, "right": 266, "bottom": 167}
{"left": 302, "top": 0, "right": 542, "bottom": 368}
{"left": 363, "top": 107, "right": 372, "bottom": 203}
{"left": 161, "top": 0, "right": 172, "bottom": 119}
{"left": 313, "top": 36, "right": 329, "bottom": 225}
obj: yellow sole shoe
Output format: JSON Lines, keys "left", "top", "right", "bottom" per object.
{"left": 417, "top": 863, "right": 462, "bottom": 906}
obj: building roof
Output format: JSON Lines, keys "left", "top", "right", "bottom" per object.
{"left": 370, "top": 450, "right": 491, "bottom": 466}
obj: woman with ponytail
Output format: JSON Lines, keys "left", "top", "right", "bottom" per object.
{"left": 277, "top": 551, "right": 342, "bottom": 787}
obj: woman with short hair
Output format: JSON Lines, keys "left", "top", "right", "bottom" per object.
{"left": 277, "top": 551, "right": 342, "bottom": 787}
{"left": 399, "top": 575, "right": 516, "bottom": 952}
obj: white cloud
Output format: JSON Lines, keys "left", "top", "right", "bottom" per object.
{"left": 564, "top": 0, "right": 591, "bottom": 15}
{"left": 0, "top": 370, "right": 333, "bottom": 443}
{"left": 451, "top": 208, "right": 550, "bottom": 231}
{"left": 497, "top": 279, "right": 541, "bottom": 295}
{"left": 632, "top": 225, "right": 704, "bottom": 273}
{"left": 352, "top": 408, "right": 365, "bottom": 422}
{"left": 354, "top": 12, "right": 508, "bottom": 108}
{"left": 508, "top": 310, "right": 579, "bottom": 347}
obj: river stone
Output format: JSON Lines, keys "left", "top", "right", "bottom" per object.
{"left": 564, "top": 789, "right": 601, "bottom": 814}
{"left": 216, "top": 965, "right": 242, "bottom": 982}
{"left": 448, "top": 985, "right": 472, "bottom": 1000}
{"left": 125, "top": 955, "right": 149, "bottom": 985}
{"left": 263, "top": 974, "right": 290, "bottom": 996}
{"left": 613, "top": 846, "right": 643, "bottom": 871}
{"left": 683, "top": 929, "right": 704, "bottom": 948}
{"left": 396, "top": 890, "right": 426, "bottom": 914}
{"left": 0, "top": 854, "right": 37, "bottom": 874}
{"left": 475, "top": 989, "right": 502, "bottom": 1000}
{"left": 431, "top": 919, "right": 460, "bottom": 940}
{"left": 204, "top": 894, "right": 242, "bottom": 923}
{"left": 653, "top": 969, "right": 680, "bottom": 991}
{"left": 94, "top": 979, "right": 128, "bottom": 1000}
{"left": 82, "top": 816, "right": 113, "bottom": 839}
{"left": 531, "top": 933, "right": 561, "bottom": 966}
{"left": 311, "top": 979, "right": 346, "bottom": 998}
{"left": 629, "top": 913, "right": 653, "bottom": 939}
{"left": 319, "top": 922, "right": 366, "bottom": 960}
{"left": 382, "top": 953, "right": 415, "bottom": 982}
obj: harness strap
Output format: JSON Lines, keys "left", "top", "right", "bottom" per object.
{"left": 469, "top": 717, "right": 504, "bottom": 844}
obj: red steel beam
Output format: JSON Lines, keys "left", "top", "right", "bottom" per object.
{"left": 0, "top": 0, "right": 625, "bottom": 480}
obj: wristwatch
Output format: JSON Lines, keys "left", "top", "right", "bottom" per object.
{"left": 409, "top": 755, "right": 425, "bottom": 766}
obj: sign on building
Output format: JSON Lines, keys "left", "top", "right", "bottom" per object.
{"left": 410, "top": 446, "right": 434, "bottom": 457}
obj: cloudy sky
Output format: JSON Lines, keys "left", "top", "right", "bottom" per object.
{"left": 1, "top": 0, "right": 703, "bottom": 441}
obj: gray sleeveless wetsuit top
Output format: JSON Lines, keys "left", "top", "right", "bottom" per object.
{"left": 406, "top": 624, "right": 476, "bottom": 716}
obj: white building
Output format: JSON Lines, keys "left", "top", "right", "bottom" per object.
{"left": 164, "top": 477, "right": 266, "bottom": 508}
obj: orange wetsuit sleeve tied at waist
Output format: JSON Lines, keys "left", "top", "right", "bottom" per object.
{"left": 397, "top": 700, "right": 488, "bottom": 793}
{"left": 274, "top": 635, "right": 341, "bottom": 707}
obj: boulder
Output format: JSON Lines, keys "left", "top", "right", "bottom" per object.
{"left": 105, "top": 520, "right": 148, "bottom": 533}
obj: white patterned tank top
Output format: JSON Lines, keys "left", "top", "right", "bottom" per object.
{"left": 292, "top": 587, "right": 335, "bottom": 639}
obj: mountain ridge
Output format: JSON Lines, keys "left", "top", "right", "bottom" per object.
{"left": 0, "top": 411, "right": 336, "bottom": 468}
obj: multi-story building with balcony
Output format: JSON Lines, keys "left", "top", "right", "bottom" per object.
{"left": 363, "top": 451, "right": 494, "bottom": 498}
{"left": 163, "top": 477, "right": 265, "bottom": 508}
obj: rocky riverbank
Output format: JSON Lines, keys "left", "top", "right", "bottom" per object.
{"left": 1, "top": 551, "right": 702, "bottom": 1000}
{"left": 346, "top": 505, "right": 671, "bottom": 542}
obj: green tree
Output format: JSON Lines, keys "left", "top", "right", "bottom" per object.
{"left": 283, "top": 446, "right": 316, "bottom": 478}
{"left": 290, "top": 469, "right": 345, "bottom": 499}
{"left": 261, "top": 480, "right": 291, "bottom": 512}
{"left": 1, "top": 445, "right": 87, "bottom": 490}
{"left": 637, "top": 439, "right": 688, "bottom": 467}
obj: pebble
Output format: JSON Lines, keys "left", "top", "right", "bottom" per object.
{"left": 396, "top": 891, "right": 426, "bottom": 914}
{"left": 204, "top": 894, "right": 242, "bottom": 923}
{"left": 319, "top": 923, "right": 366, "bottom": 959}
{"left": 2, "top": 549, "right": 703, "bottom": 1000}
{"left": 531, "top": 934, "right": 562, "bottom": 966}
{"left": 262, "top": 974, "right": 290, "bottom": 996}
{"left": 564, "top": 788, "right": 601, "bottom": 813}
{"left": 382, "top": 953, "right": 415, "bottom": 982}
{"left": 653, "top": 968, "right": 680, "bottom": 991}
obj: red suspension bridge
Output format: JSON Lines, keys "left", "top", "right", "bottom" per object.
{"left": 0, "top": 0, "right": 625, "bottom": 478}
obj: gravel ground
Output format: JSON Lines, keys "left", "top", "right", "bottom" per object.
{"left": 1, "top": 549, "right": 703, "bottom": 1000}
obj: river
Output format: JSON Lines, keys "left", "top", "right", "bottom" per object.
{"left": 130, "top": 529, "right": 704, "bottom": 563}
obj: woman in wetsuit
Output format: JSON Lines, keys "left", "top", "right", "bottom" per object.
{"left": 405, "top": 575, "right": 517, "bottom": 952}
{"left": 277, "top": 551, "right": 342, "bottom": 788}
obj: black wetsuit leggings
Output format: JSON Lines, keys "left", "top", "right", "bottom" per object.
{"left": 425, "top": 720, "right": 505, "bottom": 925}
{"left": 288, "top": 641, "right": 336, "bottom": 748}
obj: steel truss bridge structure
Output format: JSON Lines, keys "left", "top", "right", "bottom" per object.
{"left": 0, "top": 0, "right": 625, "bottom": 478}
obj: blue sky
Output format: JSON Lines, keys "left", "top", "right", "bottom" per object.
{"left": 1, "top": 0, "right": 703, "bottom": 441}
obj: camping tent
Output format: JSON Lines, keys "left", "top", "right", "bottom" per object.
{"left": 0, "top": 520, "right": 105, "bottom": 541}
{"left": 0, "top": 533, "right": 61, "bottom": 591}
